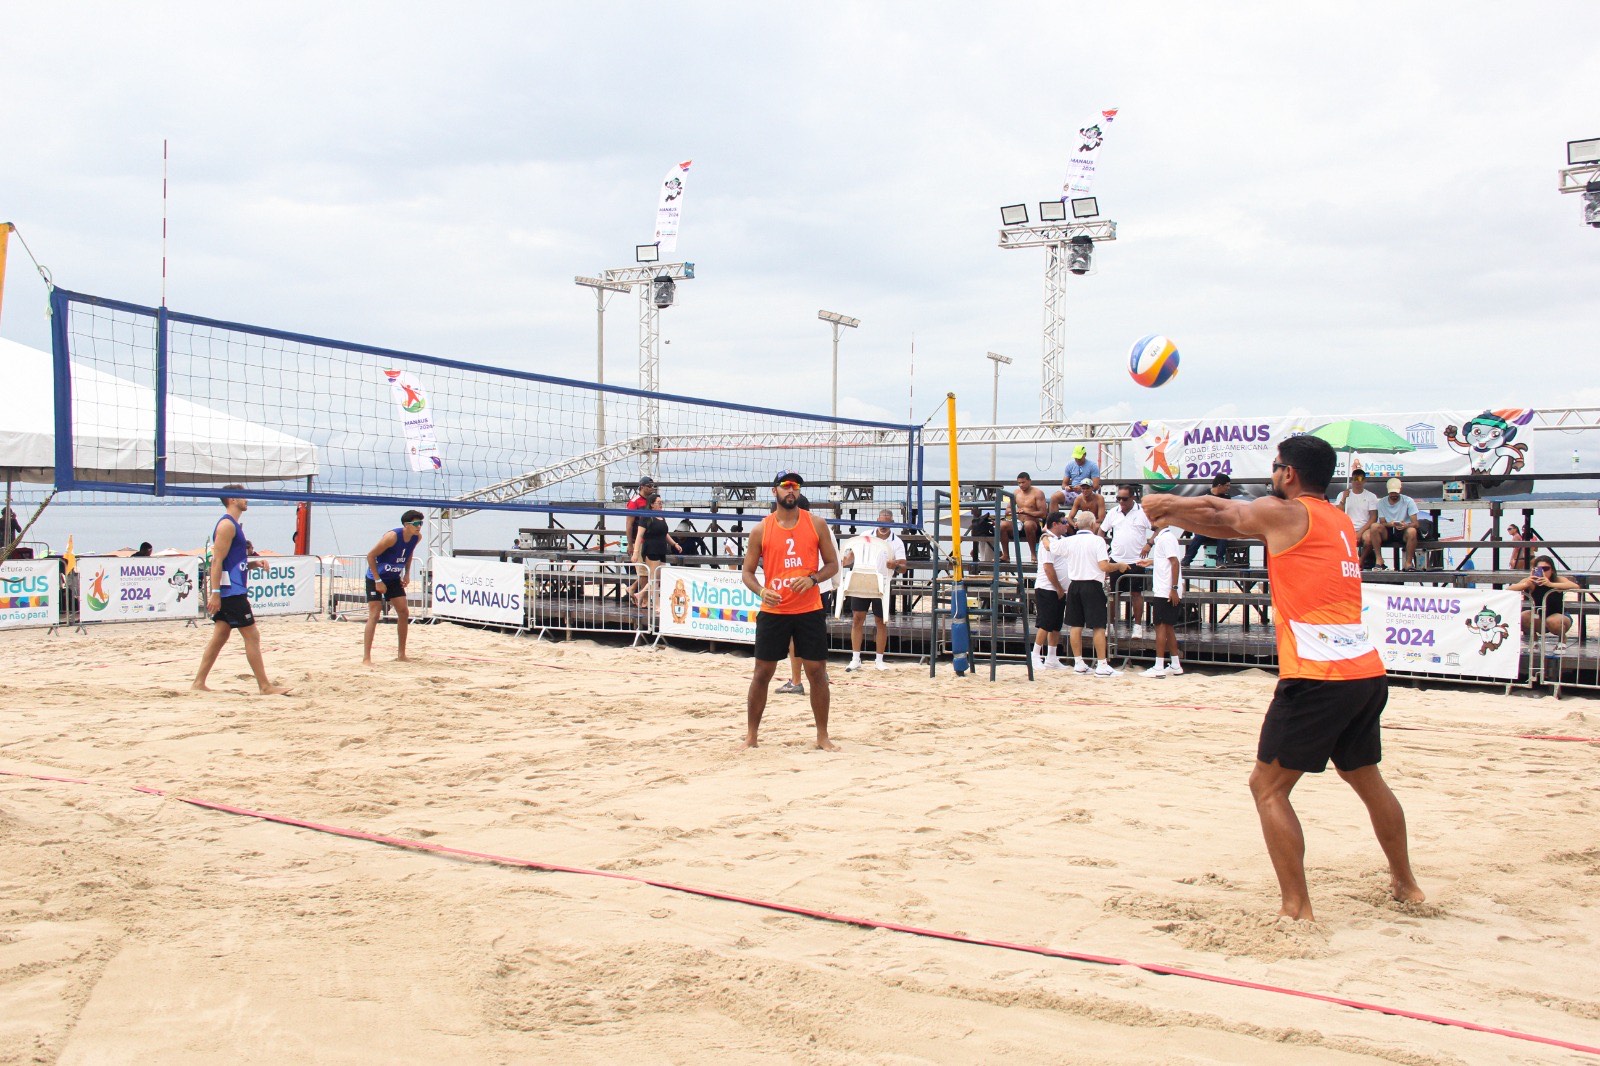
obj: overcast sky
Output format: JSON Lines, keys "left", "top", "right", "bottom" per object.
{"left": 4, "top": 2, "right": 1598, "bottom": 450}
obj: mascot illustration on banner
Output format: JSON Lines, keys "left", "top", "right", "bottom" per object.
{"left": 1443, "top": 409, "right": 1534, "bottom": 475}
{"left": 1463, "top": 606, "right": 1511, "bottom": 656}
{"left": 1130, "top": 421, "right": 1178, "bottom": 489}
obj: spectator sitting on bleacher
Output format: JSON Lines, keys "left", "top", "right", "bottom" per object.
{"left": 1365, "top": 478, "right": 1419, "bottom": 570}
{"left": 1183, "top": 474, "right": 1235, "bottom": 566}
{"left": 1067, "top": 477, "right": 1104, "bottom": 531}
{"left": 1335, "top": 470, "right": 1380, "bottom": 568}
{"left": 999, "top": 472, "right": 1048, "bottom": 564}
{"left": 1507, "top": 555, "right": 1580, "bottom": 651}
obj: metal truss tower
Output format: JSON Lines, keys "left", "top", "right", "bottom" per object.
{"left": 997, "top": 219, "right": 1116, "bottom": 425}
{"left": 600, "top": 261, "right": 695, "bottom": 479}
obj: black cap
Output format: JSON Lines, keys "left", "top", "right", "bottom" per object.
{"left": 638, "top": 476, "right": 656, "bottom": 486}
{"left": 773, "top": 471, "right": 805, "bottom": 486}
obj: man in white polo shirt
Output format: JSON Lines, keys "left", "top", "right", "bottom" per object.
{"left": 1058, "top": 511, "right": 1122, "bottom": 677}
{"left": 1335, "top": 469, "right": 1380, "bottom": 568}
{"left": 839, "top": 509, "right": 907, "bottom": 672}
{"left": 1102, "top": 485, "right": 1154, "bottom": 638}
{"left": 1143, "top": 523, "right": 1186, "bottom": 678}
{"left": 1030, "top": 511, "right": 1071, "bottom": 672}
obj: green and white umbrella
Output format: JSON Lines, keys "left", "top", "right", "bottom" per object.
{"left": 1308, "top": 420, "right": 1415, "bottom": 454}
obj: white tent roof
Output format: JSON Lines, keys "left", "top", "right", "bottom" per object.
{"left": 0, "top": 336, "right": 320, "bottom": 485}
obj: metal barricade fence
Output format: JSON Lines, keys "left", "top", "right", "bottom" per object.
{"left": 325, "top": 557, "right": 429, "bottom": 622}
{"left": 1539, "top": 589, "right": 1598, "bottom": 697}
{"left": 1107, "top": 572, "right": 1277, "bottom": 670}
{"left": 524, "top": 553, "right": 651, "bottom": 642}
{"left": 828, "top": 569, "right": 935, "bottom": 665}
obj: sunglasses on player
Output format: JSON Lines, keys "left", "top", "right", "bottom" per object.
{"left": 777, "top": 481, "right": 801, "bottom": 491}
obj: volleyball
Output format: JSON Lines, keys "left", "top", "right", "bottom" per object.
{"left": 1128, "top": 334, "right": 1180, "bottom": 388}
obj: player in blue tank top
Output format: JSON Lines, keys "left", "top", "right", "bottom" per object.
{"left": 363, "top": 509, "right": 425, "bottom": 664}
{"left": 191, "top": 485, "right": 291, "bottom": 696}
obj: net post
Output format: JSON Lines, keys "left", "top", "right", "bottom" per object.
{"left": 154, "top": 305, "right": 169, "bottom": 496}
{"left": 48, "top": 288, "right": 73, "bottom": 489}
{"left": 946, "top": 395, "right": 964, "bottom": 577}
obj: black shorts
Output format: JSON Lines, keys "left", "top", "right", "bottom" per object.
{"left": 1149, "top": 598, "right": 1183, "bottom": 627}
{"left": 1380, "top": 528, "right": 1413, "bottom": 546}
{"left": 641, "top": 551, "right": 667, "bottom": 563}
{"left": 366, "top": 577, "right": 408, "bottom": 602}
{"left": 1064, "top": 580, "right": 1107, "bottom": 630}
{"left": 1034, "top": 587, "right": 1064, "bottom": 633}
{"left": 754, "top": 608, "right": 829, "bottom": 663}
{"left": 844, "top": 595, "right": 884, "bottom": 619}
{"left": 212, "top": 594, "right": 255, "bottom": 629}
{"left": 1258, "top": 675, "right": 1387, "bottom": 773}
{"left": 1113, "top": 564, "right": 1151, "bottom": 593}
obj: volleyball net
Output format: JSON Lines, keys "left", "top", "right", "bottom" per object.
{"left": 47, "top": 289, "right": 922, "bottom": 519}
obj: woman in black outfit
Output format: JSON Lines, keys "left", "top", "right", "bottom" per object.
{"left": 1507, "top": 554, "right": 1581, "bottom": 649}
{"left": 631, "top": 496, "right": 682, "bottom": 611}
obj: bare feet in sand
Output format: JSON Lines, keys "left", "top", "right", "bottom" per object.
{"left": 741, "top": 735, "right": 759, "bottom": 749}
{"left": 396, "top": 654, "right": 411, "bottom": 662}
{"left": 1392, "top": 879, "right": 1426, "bottom": 905}
{"left": 189, "top": 683, "right": 212, "bottom": 693}
{"left": 258, "top": 683, "right": 293, "bottom": 696}
{"left": 815, "top": 736, "right": 839, "bottom": 752}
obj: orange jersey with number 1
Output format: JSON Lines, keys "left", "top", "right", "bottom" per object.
{"left": 1266, "top": 496, "right": 1384, "bottom": 680}
{"left": 759, "top": 512, "right": 823, "bottom": 615}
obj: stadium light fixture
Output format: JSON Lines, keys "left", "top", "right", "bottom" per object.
{"left": 1569, "top": 138, "right": 1600, "bottom": 166}
{"left": 1000, "top": 203, "right": 1029, "bottom": 226}
{"left": 1037, "top": 200, "right": 1068, "bottom": 223}
{"left": 635, "top": 243, "right": 660, "bottom": 264}
{"left": 652, "top": 275, "right": 676, "bottom": 309}
{"left": 1585, "top": 179, "right": 1600, "bottom": 229}
{"left": 985, "top": 351, "right": 1013, "bottom": 480}
{"left": 1070, "top": 196, "right": 1100, "bottom": 219}
{"left": 1066, "top": 234, "right": 1094, "bottom": 275}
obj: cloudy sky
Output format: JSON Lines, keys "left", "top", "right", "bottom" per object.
{"left": 4, "top": 2, "right": 1598, "bottom": 453}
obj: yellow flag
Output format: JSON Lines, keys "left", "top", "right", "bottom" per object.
{"left": 0, "top": 222, "right": 12, "bottom": 328}
{"left": 63, "top": 534, "right": 76, "bottom": 575}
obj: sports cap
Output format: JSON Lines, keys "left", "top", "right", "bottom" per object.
{"left": 1073, "top": 446, "right": 1087, "bottom": 459}
{"left": 1078, "top": 476, "right": 1094, "bottom": 486}
{"left": 638, "top": 476, "right": 656, "bottom": 486}
{"left": 1386, "top": 478, "right": 1402, "bottom": 493}
{"left": 773, "top": 471, "right": 805, "bottom": 486}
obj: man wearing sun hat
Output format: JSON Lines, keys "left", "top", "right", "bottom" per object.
{"left": 740, "top": 471, "right": 842, "bottom": 751}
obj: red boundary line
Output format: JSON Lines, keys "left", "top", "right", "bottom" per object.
{"left": 3, "top": 768, "right": 1597, "bottom": 1057}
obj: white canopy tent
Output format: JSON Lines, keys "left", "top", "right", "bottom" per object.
{"left": 0, "top": 336, "right": 319, "bottom": 485}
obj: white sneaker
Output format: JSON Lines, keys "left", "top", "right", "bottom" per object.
{"left": 1142, "top": 664, "right": 1168, "bottom": 678}
{"left": 1131, "top": 624, "right": 1144, "bottom": 638}
{"left": 1043, "top": 659, "right": 1069, "bottom": 671}
{"left": 1073, "top": 661, "right": 1091, "bottom": 674}
{"left": 1094, "top": 663, "right": 1120, "bottom": 678}
{"left": 1167, "top": 661, "right": 1184, "bottom": 676}
{"left": 845, "top": 660, "right": 861, "bottom": 673}
{"left": 1552, "top": 643, "right": 1569, "bottom": 654}
{"left": 874, "top": 660, "right": 890, "bottom": 671}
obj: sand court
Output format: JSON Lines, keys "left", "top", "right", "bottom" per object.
{"left": 3, "top": 618, "right": 1599, "bottom": 1063}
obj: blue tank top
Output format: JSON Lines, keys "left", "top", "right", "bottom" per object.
{"left": 367, "top": 528, "right": 418, "bottom": 580}
{"left": 215, "top": 514, "right": 249, "bottom": 598}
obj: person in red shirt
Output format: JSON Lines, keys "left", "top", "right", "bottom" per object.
{"left": 740, "top": 472, "right": 840, "bottom": 750}
{"left": 1143, "top": 435, "right": 1423, "bottom": 922}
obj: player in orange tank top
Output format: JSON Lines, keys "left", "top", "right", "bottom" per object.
{"left": 1142, "top": 435, "right": 1423, "bottom": 922}
{"left": 740, "top": 472, "right": 841, "bottom": 751}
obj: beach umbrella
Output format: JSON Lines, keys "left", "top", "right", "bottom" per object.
{"left": 1308, "top": 420, "right": 1415, "bottom": 454}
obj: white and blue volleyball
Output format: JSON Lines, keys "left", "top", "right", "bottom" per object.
{"left": 1128, "top": 334, "right": 1180, "bottom": 388}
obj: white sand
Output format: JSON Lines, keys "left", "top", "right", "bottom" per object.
{"left": 2, "top": 618, "right": 1598, "bottom": 1064}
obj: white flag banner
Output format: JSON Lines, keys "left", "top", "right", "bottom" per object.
{"left": 652, "top": 160, "right": 692, "bottom": 255}
{"left": 1062, "top": 109, "right": 1118, "bottom": 199}
{"left": 382, "top": 369, "right": 444, "bottom": 472}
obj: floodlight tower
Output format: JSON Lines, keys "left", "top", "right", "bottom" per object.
{"left": 1559, "top": 137, "right": 1600, "bottom": 229}
{"left": 985, "top": 351, "right": 1013, "bottom": 480}
{"left": 818, "top": 309, "right": 860, "bottom": 487}
{"left": 600, "top": 244, "right": 695, "bottom": 480}
{"left": 997, "top": 197, "right": 1117, "bottom": 424}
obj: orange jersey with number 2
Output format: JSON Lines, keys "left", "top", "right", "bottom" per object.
{"left": 760, "top": 512, "right": 823, "bottom": 615}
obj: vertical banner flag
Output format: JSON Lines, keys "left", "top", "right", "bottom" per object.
{"left": 0, "top": 222, "right": 12, "bottom": 327}
{"left": 652, "top": 160, "right": 692, "bottom": 256}
{"left": 1062, "top": 109, "right": 1118, "bottom": 200}
{"left": 382, "top": 369, "right": 444, "bottom": 472}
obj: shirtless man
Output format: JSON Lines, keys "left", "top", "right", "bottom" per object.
{"left": 191, "top": 486, "right": 292, "bottom": 696}
{"left": 999, "top": 471, "right": 1049, "bottom": 563}
{"left": 1142, "top": 434, "right": 1423, "bottom": 921}
{"left": 741, "top": 472, "right": 841, "bottom": 750}
{"left": 1067, "top": 477, "right": 1105, "bottom": 530}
